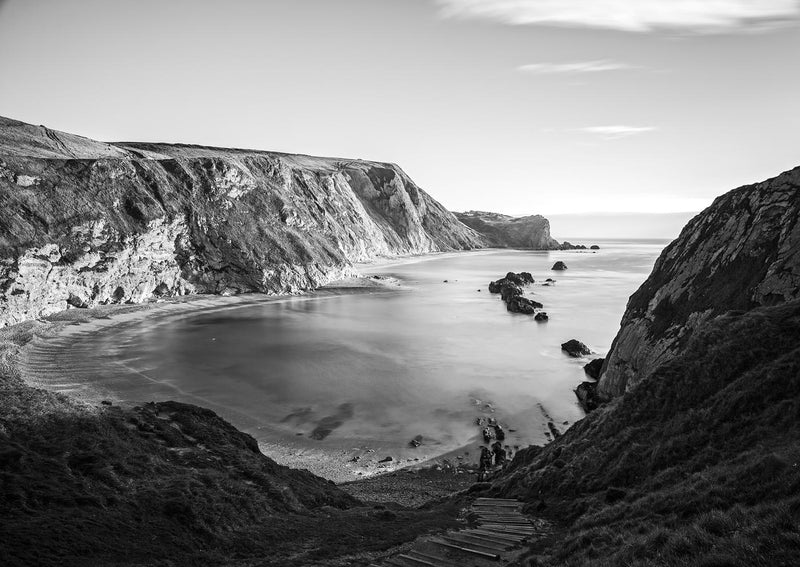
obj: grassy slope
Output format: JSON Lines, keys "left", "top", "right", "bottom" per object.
{"left": 489, "top": 300, "right": 800, "bottom": 566}
{"left": 0, "top": 321, "right": 462, "bottom": 567}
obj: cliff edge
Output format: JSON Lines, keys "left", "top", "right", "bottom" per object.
{"left": 453, "top": 210, "right": 561, "bottom": 249}
{"left": 598, "top": 166, "right": 800, "bottom": 399}
{"left": 0, "top": 116, "right": 483, "bottom": 327}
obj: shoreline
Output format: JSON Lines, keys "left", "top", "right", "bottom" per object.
{"left": 12, "top": 253, "right": 496, "bottom": 483}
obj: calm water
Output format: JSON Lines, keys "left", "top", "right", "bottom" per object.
{"left": 82, "top": 240, "right": 667, "bottom": 468}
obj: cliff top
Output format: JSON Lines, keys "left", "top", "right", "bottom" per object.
{"left": 0, "top": 115, "right": 400, "bottom": 174}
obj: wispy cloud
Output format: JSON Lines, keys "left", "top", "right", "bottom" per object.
{"left": 518, "top": 59, "right": 637, "bottom": 74}
{"left": 579, "top": 125, "right": 656, "bottom": 139}
{"left": 435, "top": 0, "right": 800, "bottom": 33}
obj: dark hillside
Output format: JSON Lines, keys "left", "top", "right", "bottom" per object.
{"left": 0, "top": 324, "right": 461, "bottom": 567}
{"left": 487, "top": 299, "right": 800, "bottom": 566}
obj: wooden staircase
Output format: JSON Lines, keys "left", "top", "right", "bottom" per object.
{"left": 371, "top": 498, "right": 548, "bottom": 566}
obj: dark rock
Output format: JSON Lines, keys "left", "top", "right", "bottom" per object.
{"left": 575, "top": 381, "right": 601, "bottom": 412}
{"left": 590, "top": 245, "right": 600, "bottom": 250}
{"left": 500, "top": 283, "right": 523, "bottom": 301}
{"left": 66, "top": 294, "right": 88, "bottom": 309}
{"left": 560, "top": 241, "right": 587, "bottom": 250}
{"left": 583, "top": 358, "right": 605, "bottom": 380}
{"left": 534, "top": 312, "right": 549, "bottom": 322}
{"left": 378, "top": 456, "right": 393, "bottom": 463}
{"left": 488, "top": 280, "right": 504, "bottom": 293}
{"left": 552, "top": 261, "right": 568, "bottom": 271}
{"left": 100, "top": 400, "right": 112, "bottom": 406}
{"left": 561, "top": 339, "right": 591, "bottom": 357}
{"left": 409, "top": 435, "right": 423, "bottom": 448}
{"left": 506, "top": 296, "right": 543, "bottom": 314}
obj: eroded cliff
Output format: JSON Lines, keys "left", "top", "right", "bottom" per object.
{"left": 598, "top": 166, "right": 800, "bottom": 399}
{"left": 453, "top": 210, "right": 561, "bottom": 249}
{"left": 0, "top": 117, "right": 483, "bottom": 326}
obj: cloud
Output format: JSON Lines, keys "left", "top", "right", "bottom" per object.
{"left": 435, "top": 0, "right": 800, "bottom": 33}
{"left": 579, "top": 125, "right": 656, "bottom": 139}
{"left": 518, "top": 59, "right": 637, "bottom": 74}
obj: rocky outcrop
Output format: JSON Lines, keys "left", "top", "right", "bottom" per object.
{"left": 561, "top": 339, "right": 591, "bottom": 357}
{"left": 598, "top": 166, "right": 800, "bottom": 399}
{"left": 488, "top": 272, "right": 543, "bottom": 315}
{"left": 0, "top": 117, "right": 483, "bottom": 326}
{"left": 454, "top": 211, "right": 561, "bottom": 249}
{"left": 583, "top": 358, "right": 605, "bottom": 380}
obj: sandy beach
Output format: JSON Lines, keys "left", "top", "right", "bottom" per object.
{"left": 13, "top": 263, "right": 494, "bottom": 483}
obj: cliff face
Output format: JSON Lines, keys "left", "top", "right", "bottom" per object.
{"left": 453, "top": 210, "right": 560, "bottom": 249}
{"left": 0, "top": 117, "right": 483, "bottom": 326}
{"left": 598, "top": 166, "right": 800, "bottom": 399}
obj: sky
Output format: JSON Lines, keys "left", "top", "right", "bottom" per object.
{"left": 0, "top": 0, "right": 799, "bottom": 225}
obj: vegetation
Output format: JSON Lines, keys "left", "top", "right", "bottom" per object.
{"left": 0, "top": 322, "right": 462, "bottom": 567}
{"left": 488, "top": 299, "right": 800, "bottom": 566}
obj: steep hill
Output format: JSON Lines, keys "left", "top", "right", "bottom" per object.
{"left": 598, "top": 166, "right": 800, "bottom": 399}
{"left": 478, "top": 166, "right": 800, "bottom": 566}
{"left": 492, "top": 299, "right": 800, "bottom": 566}
{"left": 454, "top": 210, "right": 561, "bottom": 249}
{"left": 0, "top": 117, "right": 483, "bottom": 327}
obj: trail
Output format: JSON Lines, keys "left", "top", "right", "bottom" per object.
{"left": 372, "top": 497, "right": 552, "bottom": 566}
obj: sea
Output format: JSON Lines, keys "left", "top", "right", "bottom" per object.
{"left": 73, "top": 238, "right": 669, "bottom": 478}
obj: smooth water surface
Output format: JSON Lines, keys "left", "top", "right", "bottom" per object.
{"left": 80, "top": 240, "right": 667, "bottom": 467}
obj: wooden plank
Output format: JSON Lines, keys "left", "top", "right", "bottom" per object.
{"left": 469, "top": 530, "right": 526, "bottom": 543}
{"left": 407, "top": 550, "right": 459, "bottom": 567}
{"left": 447, "top": 533, "right": 512, "bottom": 550}
{"left": 398, "top": 553, "right": 439, "bottom": 566}
{"left": 431, "top": 540, "right": 500, "bottom": 560}
{"left": 480, "top": 525, "right": 536, "bottom": 533}
{"left": 443, "top": 535, "right": 508, "bottom": 552}
{"left": 463, "top": 530, "right": 523, "bottom": 544}
{"left": 475, "top": 497, "right": 519, "bottom": 502}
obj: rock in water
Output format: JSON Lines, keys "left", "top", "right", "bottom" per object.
{"left": 598, "top": 165, "right": 800, "bottom": 400}
{"left": 583, "top": 358, "right": 605, "bottom": 379}
{"left": 534, "top": 311, "right": 549, "bottom": 322}
{"left": 574, "top": 381, "right": 601, "bottom": 412}
{"left": 0, "top": 116, "right": 483, "bottom": 327}
{"left": 552, "top": 261, "right": 568, "bottom": 270}
{"left": 561, "top": 339, "right": 591, "bottom": 357}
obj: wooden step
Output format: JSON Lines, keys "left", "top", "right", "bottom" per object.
{"left": 445, "top": 533, "right": 511, "bottom": 551}
{"left": 469, "top": 528, "right": 527, "bottom": 542}
{"left": 406, "top": 550, "right": 460, "bottom": 567}
{"left": 431, "top": 540, "right": 500, "bottom": 560}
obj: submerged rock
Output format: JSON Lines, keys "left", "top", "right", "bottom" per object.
{"left": 551, "top": 261, "right": 568, "bottom": 271}
{"left": 534, "top": 312, "right": 549, "bottom": 322}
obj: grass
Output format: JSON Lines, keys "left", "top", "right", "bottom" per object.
{"left": 489, "top": 299, "right": 800, "bottom": 566}
{"left": 0, "top": 318, "right": 463, "bottom": 567}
